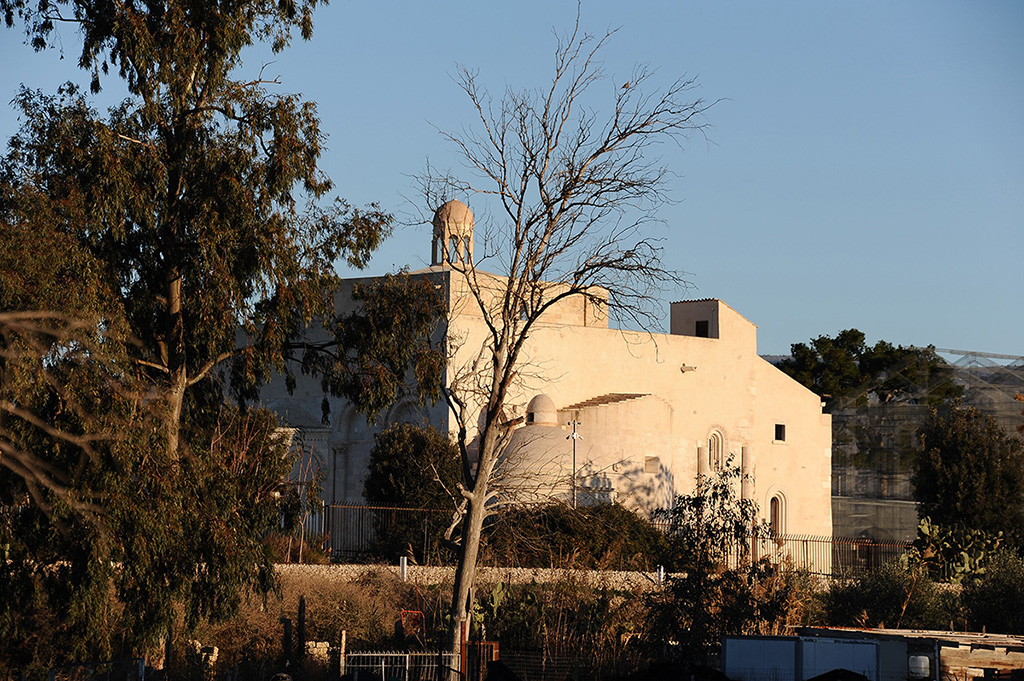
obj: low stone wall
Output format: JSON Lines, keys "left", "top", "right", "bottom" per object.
{"left": 275, "top": 563, "right": 666, "bottom": 592}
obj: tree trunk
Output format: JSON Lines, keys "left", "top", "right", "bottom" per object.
{"left": 445, "top": 421, "right": 502, "bottom": 678}
{"left": 445, "top": 487, "right": 487, "bottom": 675}
{"left": 164, "top": 270, "right": 186, "bottom": 460}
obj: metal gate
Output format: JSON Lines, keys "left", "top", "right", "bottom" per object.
{"left": 345, "top": 651, "right": 458, "bottom": 681}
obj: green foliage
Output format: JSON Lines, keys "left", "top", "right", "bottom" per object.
{"left": 363, "top": 424, "right": 460, "bottom": 563}
{"left": 657, "top": 455, "right": 759, "bottom": 571}
{"left": 482, "top": 503, "right": 673, "bottom": 571}
{"left": 478, "top": 578, "right": 649, "bottom": 671}
{"left": 645, "top": 459, "right": 809, "bottom": 665}
{"left": 962, "top": 551, "right": 1024, "bottom": 635}
{"left": 0, "top": 0, "right": 443, "bottom": 444}
{"left": 912, "top": 403, "right": 1024, "bottom": 545}
{"left": 778, "top": 329, "right": 960, "bottom": 409}
{"left": 914, "top": 517, "right": 1002, "bottom": 583}
{"left": 822, "top": 558, "right": 956, "bottom": 630}
{"left": 649, "top": 558, "right": 811, "bottom": 665}
{"left": 0, "top": 0, "right": 439, "bottom": 673}
{"left": 1, "top": 0, "right": 324, "bottom": 97}
{"left": 307, "top": 275, "right": 446, "bottom": 424}
{"left": 0, "top": 400, "right": 293, "bottom": 674}
{"left": 364, "top": 423, "right": 459, "bottom": 510}
{"left": 1, "top": 79, "right": 378, "bottom": 392}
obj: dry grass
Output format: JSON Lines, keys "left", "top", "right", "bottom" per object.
{"left": 187, "top": 565, "right": 451, "bottom": 677}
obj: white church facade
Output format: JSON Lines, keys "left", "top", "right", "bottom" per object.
{"left": 262, "top": 200, "right": 833, "bottom": 538}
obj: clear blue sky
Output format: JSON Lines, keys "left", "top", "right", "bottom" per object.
{"left": 2, "top": 1, "right": 1021, "bottom": 356}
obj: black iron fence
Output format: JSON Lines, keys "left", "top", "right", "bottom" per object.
{"left": 715, "top": 531, "right": 911, "bottom": 577}
{"left": 308, "top": 503, "right": 452, "bottom": 561}
{"left": 303, "top": 504, "right": 912, "bottom": 578}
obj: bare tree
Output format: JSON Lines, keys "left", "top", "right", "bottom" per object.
{"left": 420, "top": 19, "right": 714, "bottom": 661}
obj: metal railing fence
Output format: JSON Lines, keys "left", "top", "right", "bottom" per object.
{"left": 649, "top": 529, "right": 912, "bottom": 577}
{"left": 344, "top": 649, "right": 651, "bottom": 681}
{"left": 318, "top": 503, "right": 452, "bottom": 561}
{"left": 345, "top": 650, "right": 457, "bottom": 681}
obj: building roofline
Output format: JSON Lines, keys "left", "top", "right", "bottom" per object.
{"left": 797, "top": 626, "right": 1024, "bottom": 649}
{"left": 670, "top": 297, "right": 759, "bottom": 330}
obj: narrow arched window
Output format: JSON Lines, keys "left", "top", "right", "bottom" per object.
{"left": 769, "top": 495, "right": 785, "bottom": 538}
{"left": 708, "top": 430, "right": 724, "bottom": 470}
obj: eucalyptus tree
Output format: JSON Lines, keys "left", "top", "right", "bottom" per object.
{"left": 0, "top": 0, "right": 441, "bottom": 669}
{"left": 649, "top": 459, "right": 793, "bottom": 665}
{"left": 1, "top": 0, "right": 399, "bottom": 457}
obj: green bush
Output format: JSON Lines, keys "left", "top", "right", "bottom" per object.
{"left": 481, "top": 503, "right": 672, "bottom": 570}
{"left": 822, "top": 558, "right": 957, "bottom": 629}
{"left": 363, "top": 424, "right": 460, "bottom": 564}
{"left": 646, "top": 558, "right": 813, "bottom": 666}
{"left": 963, "top": 552, "right": 1024, "bottom": 634}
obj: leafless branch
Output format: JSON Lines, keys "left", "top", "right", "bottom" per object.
{"left": 422, "top": 14, "right": 712, "bottom": 658}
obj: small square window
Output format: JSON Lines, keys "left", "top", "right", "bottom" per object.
{"left": 774, "top": 424, "right": 786, "bottom": 442}
{"left": 695, "top": 320, "right": 709, "bottom": 338}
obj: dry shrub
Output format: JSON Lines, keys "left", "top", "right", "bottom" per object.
{"left": 264, "top": 532, "right": 331, "bottom": 565}
{"left": 190, "top": 566, "right": 452, "bottom": 675}
{"left": 482, "top": 575, "right": 649, "bottom": 668}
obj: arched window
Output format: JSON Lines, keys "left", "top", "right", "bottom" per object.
{"left": 769, "top": 494, "right": 786, "bottom": 538}
{"left": 708, "top": 430, "right": 724, "bottom": 470}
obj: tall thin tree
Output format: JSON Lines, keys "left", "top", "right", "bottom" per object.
{"left": 419, "top": 18, "right": 713, "bottom": 661}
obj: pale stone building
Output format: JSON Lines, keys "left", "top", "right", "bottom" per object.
{"left": 262, "top": 200, "right": 833, "bottom": 538}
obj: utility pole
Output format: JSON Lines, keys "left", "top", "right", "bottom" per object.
{"left": 566, "top": 420, "right": 582, "bottom": 509}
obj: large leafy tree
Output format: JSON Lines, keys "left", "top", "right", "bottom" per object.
{"left": 778, "top": 329, "right": 960, "bottom": 410}
{"left": 912, "top": 403, "right": 1024, "bottom": 544}
{"left": 364, "top": 424, "right": 460, "bottom": 511}
{"left": 363, "top": 424, "right": 459, "bottom": 563}
{"left": 0, "top": 0, "right": 441, "bottom": 672}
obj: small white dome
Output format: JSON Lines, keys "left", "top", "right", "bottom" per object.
{"left": 526, "top": 394, "right": 557, "bottom": 426}
{"left": 432, "top": 199, "right": 474, "bottom": 236}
